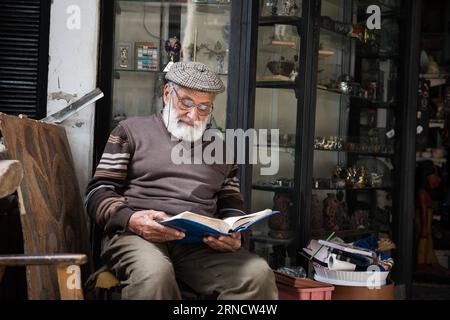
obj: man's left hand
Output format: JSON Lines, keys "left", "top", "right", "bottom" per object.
{"left": 203, "top": 233, "right": 241, "bottom": 252}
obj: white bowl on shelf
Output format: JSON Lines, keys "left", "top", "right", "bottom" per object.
{"left": 313, "top": 264, "right": 389, "bottom": 287}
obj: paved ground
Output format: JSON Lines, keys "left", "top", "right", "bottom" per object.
{"left": 412, "top": 282, "right": 450, "bottom": 300}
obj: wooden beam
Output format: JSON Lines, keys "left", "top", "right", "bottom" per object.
{"left": 0, "top": 267, "right": 5, "bottom": 282}
{"left": 0, "top": 160, "right": 23, "bottom": 198}
{"left": 56, "top": 264, "right": 84, "bottom": 300}
{"left": 0, "top": 254, "right": 88, "bottom": 266}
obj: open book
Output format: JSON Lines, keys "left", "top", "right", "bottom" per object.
{"left": 159, "top": 209, "right": 279, "bottom": 243}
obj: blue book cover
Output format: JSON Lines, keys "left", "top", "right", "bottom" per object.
{"left": 159, "top": 209, "right": 279, "bottom": 244}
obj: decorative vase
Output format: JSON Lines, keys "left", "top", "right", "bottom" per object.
{"left": 269, "top": 192, "right": 294, "bottom": 239}
{"left": 310, "top": 194, "right": 323, "bottom": 231}
{"left": 323, "top": 193, "right": 339, "bottom": 231}
{"left": 335, "top": 191, "right": 349, "bottom": 229}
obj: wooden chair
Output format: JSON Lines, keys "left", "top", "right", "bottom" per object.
{"left": 0, "top": 113, "right": 90, "bottom": 300}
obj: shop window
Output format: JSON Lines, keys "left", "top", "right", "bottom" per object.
{"left": 0, "top": 0, "right": 51, "bottom": 119}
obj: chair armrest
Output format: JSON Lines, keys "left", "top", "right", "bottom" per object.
{"left": 0, "top": 254, "right": 87, "bottom": 266}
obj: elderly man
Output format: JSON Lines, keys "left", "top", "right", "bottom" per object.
{"left": 85, "top": 62, "right": 278, "bottom": 300}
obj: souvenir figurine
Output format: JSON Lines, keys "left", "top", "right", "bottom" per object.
{"left": 119, "top": 46, "right": 129, "bottom": 68}
{"left": 281, "top": 0, "right": 298, "bottom": 16}
{"left": 165, "top": 36, "right": 182, "bottom": 63}
{"left": 310, "top": 194, "right": 323, "bottom": 231}
{"left": 346, "top": 167, "right": 358, "bottom": 188}
{"left": 353, "top": 166, "right": 367, "bottom": 188}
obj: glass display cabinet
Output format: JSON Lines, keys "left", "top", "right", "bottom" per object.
{"left": 312, "top": 0, "right": 401, "bottom": 244}
{"left": 247, "top": 0, "right": 406, "bottom": 271}
{"left": 110, "top": 0, "right": 232, "bottom": 132}
{"left": 248, "top": 0, "right": 304, "bottom": 269}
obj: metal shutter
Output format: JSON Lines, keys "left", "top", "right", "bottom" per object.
{"left": 0, "top": 0, "right": 50, "bottom": 119}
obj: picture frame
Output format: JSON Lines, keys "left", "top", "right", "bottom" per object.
{"left": 135, "top": 42, "right": 159, "bottom": 72}
{"left": 115, "top": 42, "right": 133, "bottom": 70}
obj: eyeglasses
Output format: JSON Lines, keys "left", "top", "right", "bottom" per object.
{"left": 173, "top": 89, "right": 213, "bottom": 116}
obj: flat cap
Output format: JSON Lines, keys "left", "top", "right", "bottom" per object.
{"left": 165, "top": 61, "right": 225, "bottom": 94}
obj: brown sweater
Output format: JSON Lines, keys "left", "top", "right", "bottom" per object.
{"left": 85, "top": 114, "right": 245, "bottom": 234}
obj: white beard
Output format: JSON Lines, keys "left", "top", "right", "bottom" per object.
{"left": 162, "top": 102, "right": 209, "bottom": 143}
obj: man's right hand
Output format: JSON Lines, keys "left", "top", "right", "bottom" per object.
{"left": 127, "top": 210, "right": 185, "bottom": 242}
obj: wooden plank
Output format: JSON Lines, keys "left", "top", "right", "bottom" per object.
{"left": 0, "top": 254, "right": 87, "bottom": 266}
{"left": 56, "top": 264, "right": 84, "bottom": 300}
{"left": 0, "top": 160, "right": 23, "bottom": 198}
{"left": 0, "top": 113, "right": 92, "bottom": 299}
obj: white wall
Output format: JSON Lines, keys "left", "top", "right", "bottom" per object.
{"left": 47, "top": 0, "right": 100, "bottom": 195}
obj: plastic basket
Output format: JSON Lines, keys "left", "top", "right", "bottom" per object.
{"left": 274, "top": 271, "right": 335, "bottom": 300}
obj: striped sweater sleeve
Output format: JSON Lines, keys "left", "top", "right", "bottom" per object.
{"left": 216, "top": 164, "right": 245, "bottom": 218}
{"left": 216, "top": 164, "right": 250, "bottom": 247}
{"left": 85, "top": 124, "right": 135, "bottom": 234}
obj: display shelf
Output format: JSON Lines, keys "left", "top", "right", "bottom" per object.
{"left": 257, "top": 145, "right": 296, "bottom": 154}
{"left": 256, "top": 80, "right": 297, "bottom": 90}
{"left": 259, "top": 42, "right": 335, "bottom": 56}
{"left": 258, "top": 16, "right": 302, "bottom": 28}
{"left": 252, "top": 184, "right": 293, "bottom": 194}
{"left": 312, "top": 185, "right": 392, "bottom": 191}
{"left": 118, "top": 0, "right": 231, "bottom": 13}
{"left": 314, "top": 147, "right": 394, "bottom": 158}
{"left": 355, "top": 51, "right": 400, "bottom": 61}
{"left": 253, "top": 183, "right": 392, "bottom": 192}
{"left": 316, "top": 86, "right": 396, "bottom": 109}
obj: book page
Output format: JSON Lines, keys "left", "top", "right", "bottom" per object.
{"left": 317, "top": 240, "right": 376, "bottom": 258}
{"left": 164, "top": 212, "right": 230, "bottom": 233}
{"left": 223, "top": 209, "right": 273, "bottom": 230}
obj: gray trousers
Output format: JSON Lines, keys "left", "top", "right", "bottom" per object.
{"left": 101, "top": 232, "right": 279, "bottom": 300}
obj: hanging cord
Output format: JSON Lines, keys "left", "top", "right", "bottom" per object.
{"left": 164, "top": 83, "right": 175, "bottom": 131}
{"left": 143, "top": 3, "right": 161, "bottom": 40}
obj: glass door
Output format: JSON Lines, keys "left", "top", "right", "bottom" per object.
{"left": 248, "top": 0, "right": 303, "bottom": 269}
{"left": 111, "top": 0, "right": 232, "bottom": 131}
{"left": 311, "top": 0, "right": 401, "bottom": 244}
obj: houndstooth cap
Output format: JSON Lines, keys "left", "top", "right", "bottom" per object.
{"left": 165, "top": 61, "right": 225, "bottom": 94}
